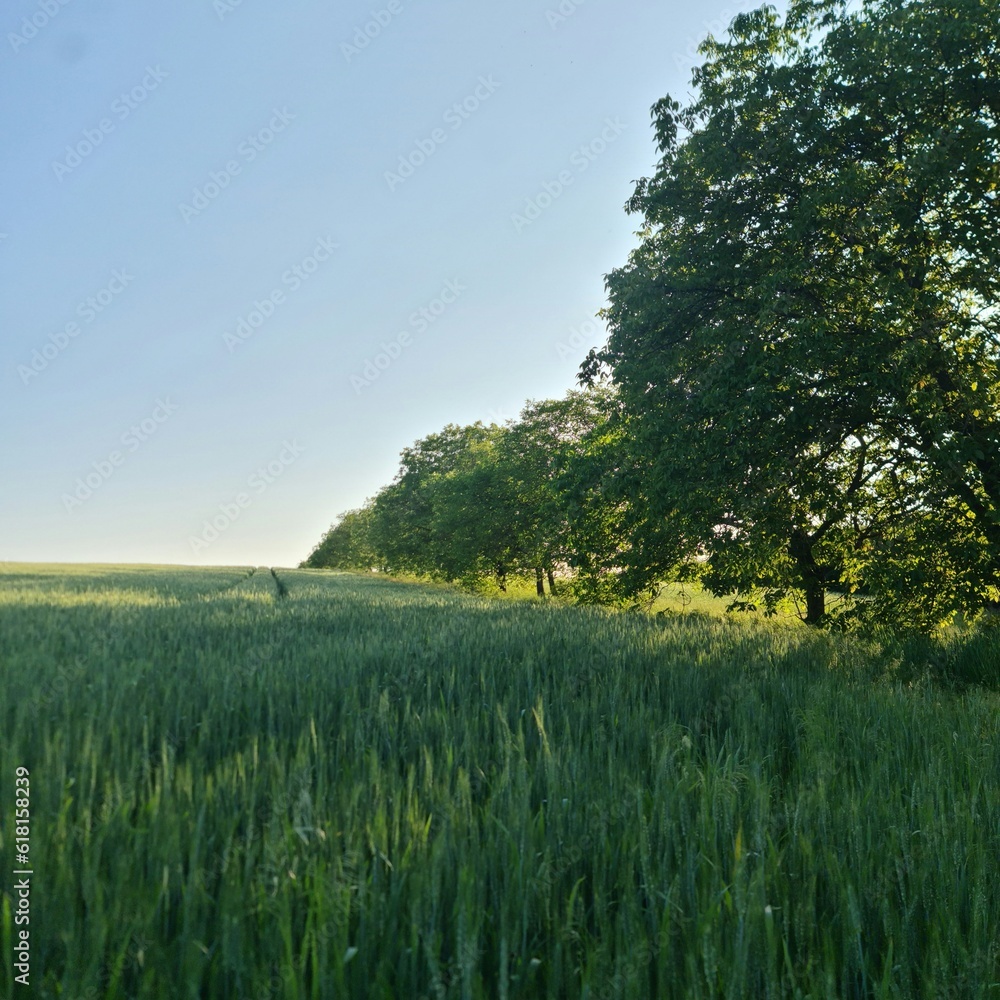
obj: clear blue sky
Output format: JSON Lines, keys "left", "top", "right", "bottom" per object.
{"left": 1, "top": 0, "right": 767, "bottom": 568}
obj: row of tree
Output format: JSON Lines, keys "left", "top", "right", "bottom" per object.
{"left": 307, "top": 0, "right": 1000, "bottom": 631}
{"left": 302, "top": 390, "right": 624, "bottom": 602}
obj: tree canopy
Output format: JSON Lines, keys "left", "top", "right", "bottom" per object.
{"left": 585, "top": 0, "right": 1000, "bottom": 627}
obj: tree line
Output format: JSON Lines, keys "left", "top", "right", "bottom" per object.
{"left": 306, "top": 0, "right": 1000, "bottom": 632}
{"left": 302, "top": 389, "right": 625, "bottom": 603}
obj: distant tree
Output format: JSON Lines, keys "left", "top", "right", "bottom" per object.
{"left": 330, "top": 392, "right": 614, "bottom": 593}
{"left": 589, "top": 0, "right": 1000, "bottom": 628}
{"left": 427, "top": 427, "right": 523, "bottom": 589}
{"left": 499, "top": 390, "right": 612, "bottom": 595}
{"left": 553, "top": 400, "right": 637, "bottom": 604}
{"left": 368, "top": 423, "right": 505, "bottom": 582}
{"left": 301, "top": 506, "right": 376, "bottom": 570}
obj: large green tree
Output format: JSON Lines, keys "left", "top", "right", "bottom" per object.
{"left": 590, "top": 0, "right": 1000, "bottom": 627}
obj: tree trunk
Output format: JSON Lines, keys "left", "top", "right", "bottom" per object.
{"left": 789, "top": 528, "right": 827, "bottom": 626}
{"left": 496, "top": 564, "right": 507, "bottom": 592}
{"left": 535, "top": 567, "right": 545, "bottom": 597}
{"left": 546, "top": 568, "right": 557, "bottom": 596}
{"left": 803, "top": 579, "right": 825, "bottom": 626}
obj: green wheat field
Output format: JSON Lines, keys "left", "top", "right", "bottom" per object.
{"left": 1, "top": 563, "right": 999, "bottom": 999}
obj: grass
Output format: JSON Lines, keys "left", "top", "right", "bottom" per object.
{"left": 1, "top": 563, "right": 998, "bottom": 998}
{"left": 647, "top": 581, "right": 796, "bottom": 621}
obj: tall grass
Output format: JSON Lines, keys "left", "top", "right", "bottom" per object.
{"left": 1, "top": 564, "right": 998, "bottom": 998}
